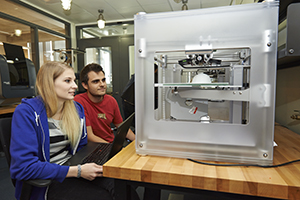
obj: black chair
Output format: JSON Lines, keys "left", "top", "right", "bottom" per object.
{"left": 0, "top": 117, "right": 51, "bottom": 200}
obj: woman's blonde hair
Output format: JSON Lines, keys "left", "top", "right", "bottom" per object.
{"left": 36, "top": 61, "right": 80, "bottom": 148}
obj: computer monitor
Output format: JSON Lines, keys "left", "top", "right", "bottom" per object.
{"left": 3, "top": 43, "right": 26, "bottom": 62}
{"left": 0, "top": 43, "right": 36, "bottom": 106}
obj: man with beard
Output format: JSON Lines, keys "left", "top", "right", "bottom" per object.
{"left": 74, "top": 63, "right": 135, "bottom": 143}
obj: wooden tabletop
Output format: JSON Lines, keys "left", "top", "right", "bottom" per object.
{"left": 103, "top": 124, "right": 300, "bottom": 199}
{"left": 0, "top": 104, "right": 17, "bottom": 115}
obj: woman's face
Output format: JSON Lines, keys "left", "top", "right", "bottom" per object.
{"left": 54, "top": 68, "right": 78, "bottom": 103}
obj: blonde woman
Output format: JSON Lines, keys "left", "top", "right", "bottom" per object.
{"left": 10, "top": 61, "right": 114, "bottom": 200}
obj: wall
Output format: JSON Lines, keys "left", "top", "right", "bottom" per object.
{"left": 275, "top": 65, "right": 300, "bottom": 134}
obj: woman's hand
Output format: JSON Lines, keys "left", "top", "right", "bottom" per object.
{"left": 67, "top": 163, "right": 103, "bottom": 181}
{"left": 80, "top": 163, "right": 103, "bottom": 181}
{"left": 81, "top": 163, "right": 103, "bottom": 181}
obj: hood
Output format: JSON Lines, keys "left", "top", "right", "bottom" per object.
{"left": 21, "top": 96, "right": 46, "bottom": 115}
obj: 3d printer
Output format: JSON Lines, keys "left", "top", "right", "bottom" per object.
{"left": 135, "top": 1, "right": 278, "bottom": 165}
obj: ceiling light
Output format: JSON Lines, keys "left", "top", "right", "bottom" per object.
{"left": 97, "top": 9, "right": 106, "bottom": 29}
{"left": 14, "top": 29, "right": 22, "bottom": 37}
{"left": 61, "top": 0, "right": 72, "bottom": 11}
{"left": 182, "top": 0, "right": 188, "bottom": 10}
{"left": 123, "top": 27, "right": 128, "bottom": 34}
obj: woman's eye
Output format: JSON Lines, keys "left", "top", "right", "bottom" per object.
{"left": 65, "top": 79, "right": 71, "bottom": 83}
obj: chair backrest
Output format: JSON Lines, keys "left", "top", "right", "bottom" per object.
{"left": 0, "top": 117, "right": 51, "bottom": 198}
{"left": 0, "top": 117, "right": 12, "bottom": 167}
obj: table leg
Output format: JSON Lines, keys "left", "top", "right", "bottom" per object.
{"left": 114, "top": 179, "right": 132, "bottom": 200}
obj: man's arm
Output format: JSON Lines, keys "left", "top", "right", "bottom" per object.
{"left": 126, "top": 128, "right": 136, "bottom": 141}
{"left": 86, "top": 126, "right": 109, "bottom": 143}
{"left": 115, "top": 123, "right": 135, "bottom": 141}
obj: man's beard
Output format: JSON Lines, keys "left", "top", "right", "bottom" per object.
{"left": 89, "top": 89, "right": 105, "bottom": 98}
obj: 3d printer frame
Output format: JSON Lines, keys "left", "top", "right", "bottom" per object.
{"left": 135, "top": 1, "right": 279, "bottom": 165}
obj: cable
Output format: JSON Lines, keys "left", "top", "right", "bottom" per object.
{"left": 187, "top": 158, "right": 300, "bottom": 168}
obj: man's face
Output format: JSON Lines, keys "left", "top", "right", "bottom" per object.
{"left": 82, "top": 71, "right": 107, "bottom": 97}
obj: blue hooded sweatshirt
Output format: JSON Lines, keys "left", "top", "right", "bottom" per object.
{"left": 10, "top": 96, "right": 87, "bottom": 200}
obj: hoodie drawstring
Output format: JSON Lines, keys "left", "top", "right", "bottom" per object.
{"left": 35, "top": 112, "right": 39, "bottom": 126}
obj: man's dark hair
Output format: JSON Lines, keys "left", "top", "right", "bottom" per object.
{"left": 80, "top": 63, "right": 105, "bottom": 84}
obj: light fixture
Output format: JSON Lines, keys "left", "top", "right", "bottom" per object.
{"left": 182, "top": 0, "right": 188, "bottom": 10}
{"left": 14, "top": 29, "right": 22, "bottom": 37}
{"left": 123, "top": 27, "right": 128, "bottom": 34}
{"left": 97, "top": 9, "right": 106, "bottom": 29}
{"left": 61, "top": 0, "right": 72, "bottom": 11}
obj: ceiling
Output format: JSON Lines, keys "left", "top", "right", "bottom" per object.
{"left": 20, "top": 0, "right": 257, "bottom": 25}
{"left": 1, "top": 0, "right": 298, "bottom": 45}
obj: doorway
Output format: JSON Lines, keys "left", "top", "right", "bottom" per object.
{"left": 77, "top": 35, "right": 134, "bottom": 117}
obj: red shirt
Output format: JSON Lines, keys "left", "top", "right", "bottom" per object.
{"left": 74, "top": 93, "right": 123, "bottom": 143}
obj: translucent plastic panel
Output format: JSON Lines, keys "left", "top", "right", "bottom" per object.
{"left": 135, "top": 1, "right": 278, "bottom": 165}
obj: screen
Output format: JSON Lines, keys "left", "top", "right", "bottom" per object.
{"left": 3, "top": 43, "right": 26, "bottom": 62}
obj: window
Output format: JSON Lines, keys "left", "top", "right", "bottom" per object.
{"left": 38, "top": 30, "right": 66, "bottom": 64}
{"left": 85, "top": 47, "right": 113, "bottom": 94}
{"left": 0, "top": 1, "right": 66, "bottom": 35}
{"left": 0, "top": 1, "right": 70, "bottom": 70}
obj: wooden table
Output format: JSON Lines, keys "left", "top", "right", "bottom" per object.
{"left": 103, "top": 124, "right": 300, "bottom": 200}
{"left": 0, "top": 104, "right": 17, "bottom": 116}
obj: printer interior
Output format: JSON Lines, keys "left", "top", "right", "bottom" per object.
{"left": 154, "top": 48, "right": 251, "bottom": 124}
